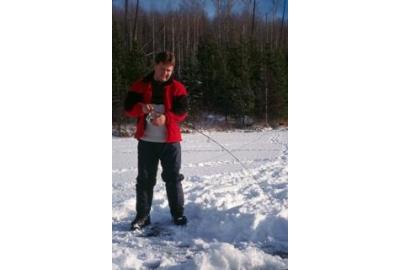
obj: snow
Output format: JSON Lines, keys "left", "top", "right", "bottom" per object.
{"left": 112, "top": 128, "right": 288, "bottom": 269}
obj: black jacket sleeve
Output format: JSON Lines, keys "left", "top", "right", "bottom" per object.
{"left": 171, "top": 95, "right": 189, "bottom": 115}
{"left": 124, "top": 91, "right": 143, "bottom": 112}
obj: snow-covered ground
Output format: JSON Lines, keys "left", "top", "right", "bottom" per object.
{"left": 112, "top": 128, "right": 288, "bottom": 270}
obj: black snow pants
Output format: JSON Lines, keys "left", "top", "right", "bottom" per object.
{"left": 135, "top": 140, "right": 184, "bottom": 219}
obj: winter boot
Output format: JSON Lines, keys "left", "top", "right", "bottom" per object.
{"left": 130, "top": 215, "right": 151, "bottom": 231}
{"left": 173, "top": 215, "right": 187, "bottom": 226}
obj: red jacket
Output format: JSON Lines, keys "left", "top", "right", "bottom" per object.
{"left": 124, "top": 73, "right": 188, "bottom": 142}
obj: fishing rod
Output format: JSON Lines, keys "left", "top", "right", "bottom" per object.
{"left": 185, "top": 121, "right": 285, "bottom": 260}
{"left": 182, "top": 121, "right": 272, "bottom": 200}
{"left": 182, "top": 121, "right": 251, "bottom": 175}
{"left": 147, "top": 110, "right": 251, "bottom": 176}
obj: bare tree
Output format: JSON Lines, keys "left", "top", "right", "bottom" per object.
{"left": 251, "top": 0, "right": 256, "bottom": 36}
{"left": 124, "top": 0, "right": 129, "bottom": 49}
{"left": 163, "top": 15, "right": 166, "bottom": 51}
{"left": 211, "top": 0, "right": 222, "bottom": 45}
{"left": 132, "top": 0, "right": 139, "bottom": 41}
{"left": 152, "top": 13, "right": 155, "bottom": 61}
{"left": 279, "top": 0, "right": 287, "bottom": 46}
{"left": 172, "top": 16, "right": 175, "bottom": 53}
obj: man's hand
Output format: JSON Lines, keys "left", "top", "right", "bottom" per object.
{"left": 151, "top": 113, "right": 166, "bottom": 126}
{"left": 141, "top": 103, "right": 153, "bottom": 114}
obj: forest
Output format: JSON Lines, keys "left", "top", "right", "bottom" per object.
{"left": 112, "top": 0, "right": 287, "bottom": 131}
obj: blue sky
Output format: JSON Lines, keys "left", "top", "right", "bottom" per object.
{"left": 113, "top": 0, "right": 288, "bottom": 20}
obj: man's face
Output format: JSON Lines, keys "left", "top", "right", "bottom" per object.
{"left": 154, "top": 62, "right": 174, "bottom": 82}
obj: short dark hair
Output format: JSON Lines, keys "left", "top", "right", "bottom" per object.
{"left": 155, "top": 51, "right": 175, "bottom": 66}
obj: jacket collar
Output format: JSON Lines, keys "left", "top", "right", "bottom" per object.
{"left": 142, "top": 71, "right": 174, "bottom": 86}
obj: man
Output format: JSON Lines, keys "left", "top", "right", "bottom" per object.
{"left": 124, "top": 51, "right": 189, "bottom": 230}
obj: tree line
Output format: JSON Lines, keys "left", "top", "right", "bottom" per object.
{"left": 113, "top": 0, "right": 287, "bottom": 130}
